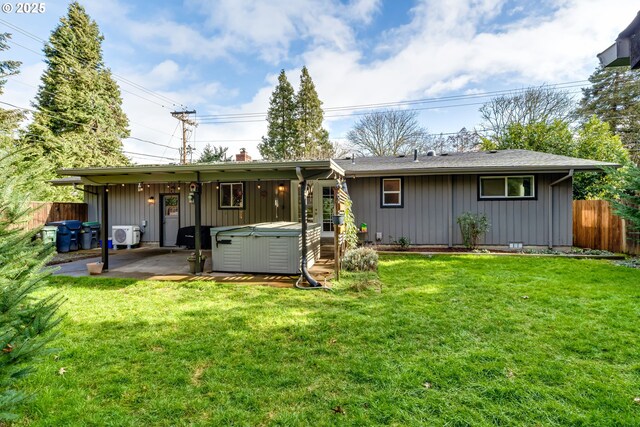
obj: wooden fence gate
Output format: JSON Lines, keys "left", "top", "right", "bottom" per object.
{"left": 573, "top": 200, "right": 639, "bottom": 255}
{"left": 26, "top": 202, "right": 88, "bottom": 231}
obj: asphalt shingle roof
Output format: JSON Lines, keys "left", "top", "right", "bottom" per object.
{"left": 333, "top": 149, "right": 618, "bottom": 176}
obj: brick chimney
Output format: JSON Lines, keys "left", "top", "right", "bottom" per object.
{"left": 235, "top": 148, "right": 251, "bottom": 162}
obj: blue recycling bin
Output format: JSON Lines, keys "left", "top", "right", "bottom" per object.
{"left": 47, "top": 220, "right": 83, "bottom": 252}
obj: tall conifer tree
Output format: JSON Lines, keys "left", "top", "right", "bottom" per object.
{"left": 294, "top": 66, "right": 330, "bottom": 159}
{"left": 27, "top": 2, "right": 129, "bottom": 170}
{"left": 0, "top": 33, "right": 24, "bottom": 135}
{"left": 577, "top": 65, "right": 640, "bottom": 163}
{"left": 259, "top": 70, "right": 297, "bottom": 160}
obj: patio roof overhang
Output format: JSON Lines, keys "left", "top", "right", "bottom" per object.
{"left": 56, "top": 159, "right": 345, "bottom": 185}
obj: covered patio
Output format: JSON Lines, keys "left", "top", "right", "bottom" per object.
{"left": 56, "top": 159, "right": 345, "bottom": 287}
{"left": 52, "top": 246, "right": 335, "bottom": 287}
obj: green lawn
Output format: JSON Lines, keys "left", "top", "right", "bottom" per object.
{"left": 14, "top": 255, "right": 640, "bottom": 426}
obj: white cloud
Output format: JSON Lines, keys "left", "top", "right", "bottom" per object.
{"left": 7, "top": 0, "right": 639, "bottom": 163}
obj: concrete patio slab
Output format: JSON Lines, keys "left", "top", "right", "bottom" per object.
{"left": 52, "top": 246, "right": 335, "bottom": 288}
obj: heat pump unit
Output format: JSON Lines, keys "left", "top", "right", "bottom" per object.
{"left": 112, "top": 225, "right": 141, "bottom": 248}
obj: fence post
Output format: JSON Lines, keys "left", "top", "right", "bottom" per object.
{"left": 621, "top": 218, "right": 628, "bottom": 254}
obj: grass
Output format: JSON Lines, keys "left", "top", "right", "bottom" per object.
{"left": 13, "top": 255, "right": 640, "bottom": 426}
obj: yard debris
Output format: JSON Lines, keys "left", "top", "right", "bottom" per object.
{"left": 328, "top": 338, "right": 337, "bottom": 345}
{"left": 2, "top": 343, "right": 13, "bottom": 353}
{"left": 634, "top": 397, "right": 640, "bottom": 405}
{"left": 521, "top": 295, "right": 529, "bottom": 299}
{"left": 423, "top": 381, "right": 432, "bottom": 389}
{"left": 331, "top": 406, "right": 346, "bottom": 415}
{"left": 58, "top": 367, "right": 67, "bottom": 376}
{"left": 506, "top": 369, "right": 515, "bottom": 379}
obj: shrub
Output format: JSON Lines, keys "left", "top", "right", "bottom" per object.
{"left": 457, "top": 212, "right": 490, "bottom": 249}
{"left": 342, "top": 247, "right": 378, "bottom": 272}
{"left": 394, "top": 236, "right": 411, "bottom": 249}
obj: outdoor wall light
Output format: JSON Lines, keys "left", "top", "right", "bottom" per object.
{"left": 278, "top": 183, "right": 285, "bottom": 192}
{"left": 148, "top": 196, "right": 155, "bottom": 204}
{"left": 257, "top": 179, "right": 261, "bottom": 190}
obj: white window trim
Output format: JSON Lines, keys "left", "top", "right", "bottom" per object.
{"left": 479, "top": 175, "right": 535, "bottom": 199}
{"left": 382, "top": 178, "right": 402, "bottom": 207}
{"left": 219, "top": 182, "right": 244, "bottom": 208}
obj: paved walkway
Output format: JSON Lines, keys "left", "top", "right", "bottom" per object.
{"left": 52, "top": 247, "right": 335, "bottom": 287}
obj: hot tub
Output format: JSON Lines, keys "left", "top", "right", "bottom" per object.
{"left": 209, "top": 222, "right": 321, "bottom": 274}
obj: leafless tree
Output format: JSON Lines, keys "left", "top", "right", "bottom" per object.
{"left": 479, "top": 86, "right": 575, "bottom": 138}
{"left": 346, "top": 110, "right": 429, "bottom": 156}
{"left": 445, "top": 127, "right": 482, "bottom": 152}
{"left": 422, "top": 128, "right": 481, "bottom": 154}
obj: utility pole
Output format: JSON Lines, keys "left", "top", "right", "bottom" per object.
{"left": 171, "top": 110, "right": 197, "bottom": 164}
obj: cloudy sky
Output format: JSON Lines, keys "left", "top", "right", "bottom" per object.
{"left": 1, "top": 0, "right": 638, "bottom": 163}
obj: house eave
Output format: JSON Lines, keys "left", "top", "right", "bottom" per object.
{"left": 343, "top": 165, "right": 618, "bottom": 178}
{"left": 57, "top": 159, "right": 344, "bottom": 185}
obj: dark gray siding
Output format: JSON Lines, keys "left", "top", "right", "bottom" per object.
{"left": 86, "top": 181, "right": 291, "bottom": 244}
{"left": 347, "top": 173, "right": 572, "bottom": 247}
{"left": 348, "top": 175, "right": 450, "bottom": 245}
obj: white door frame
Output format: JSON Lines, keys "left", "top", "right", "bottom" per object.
{"left": 313, "top": 180, "right": 338, "bottom": 238}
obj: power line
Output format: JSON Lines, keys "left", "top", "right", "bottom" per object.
{"left": 122, "top": 150, "right": 179, "bottom": 161}
{"left": 196, "top": 81, "right": 591, "bottom": 120}
{"left": 2, "top": 77, "right": 180, "bottom": 138}
{"left": 0, "top": 19, "right": 188, "bottom": 109}
{"left": 125, "top": 136, "right": 179, "bottom": 150}
{"left": 0, "top": 100, "right": 181, "bottom": 152}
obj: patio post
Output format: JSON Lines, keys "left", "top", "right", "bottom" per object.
{"left": 194, "top": 174, "right": 202, "bottom": 274}
{"left": 101, "top": 185, "right": 109, "bottom": 270}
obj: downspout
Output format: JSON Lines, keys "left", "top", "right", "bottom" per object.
{"left": 295, "top": 166, "right": 328, "bottom": 290}
{"left": 548, "top": 169, "right": 573, "bottom": 249}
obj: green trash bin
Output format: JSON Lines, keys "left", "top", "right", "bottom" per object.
{"left": 41, "top": 225, "right": 58, "bottom": 245}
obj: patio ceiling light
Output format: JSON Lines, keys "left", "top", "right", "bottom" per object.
{"left": 137, "top": 183, "right": 143, "bottom": 192}
{"left": 148, "top": 196, "right": 155, "bottom": 204}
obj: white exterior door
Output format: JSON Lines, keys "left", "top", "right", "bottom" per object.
{"left": 312, "top": 181, "right": 336, "bottom": 238}
{"left": 162, "top": 195, "right": 179, "bottom": 247}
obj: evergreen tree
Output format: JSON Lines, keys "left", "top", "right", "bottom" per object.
{"left": 258, "top": 70, "right": 297, "bottom": 160}
{"left": 0, "top": 149, "right": 63, "bottom": 420}
{"left": 26, "top": 2, "right": 129, "bottom": 171}
{"left": 196, "top": 144, "right": 230, "bottom": 163}
{"left": 294, "top": 66, "right": 331, "bottom": 159}
{"left": 577, "top": 65, "right": 640, "bottom": 163}
{"left": 0, "top": 33, "right": 24, "bottom": 135}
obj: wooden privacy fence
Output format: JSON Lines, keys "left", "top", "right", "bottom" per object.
{"left": 26, "top": 202, "right": 88, "bottom": 231}
{"left": 573, "top": 200, "right": 640, "bottom": 255}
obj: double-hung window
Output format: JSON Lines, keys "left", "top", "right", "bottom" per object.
{"left": 381, "top": 178, "right": 403, "bottom": 208}
{"left": 479, "top": 176, "right": 535, "bottom": 199}
{"left": 219, "top": 182, "right": 244, "bottom": 209}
